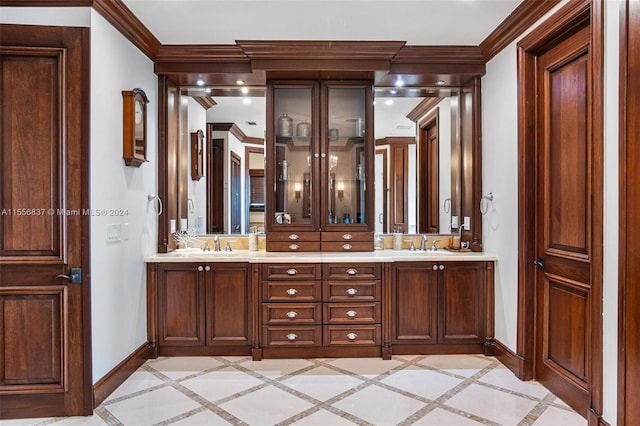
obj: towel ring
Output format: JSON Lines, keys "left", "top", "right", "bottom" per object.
{"left": 480, "top": 192, "right": 493, "bottom": 215}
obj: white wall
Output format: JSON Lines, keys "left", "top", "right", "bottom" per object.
{"left": 187, "top": 99, "right": 207, "bottom": 234}
{"left": 0, "top": 6, "right": 90, "bottom": 26}
{"left": 89, "top": 10, "right": 157, "bottom": 382}
{"left": 482, "top": 1, "right": 619, "bottom": 423}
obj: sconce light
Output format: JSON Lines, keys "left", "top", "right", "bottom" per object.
{"left": 294, "top": 182, "right": 302, "bottom": 202}
{"left": 337, "top": 181, "right": 345, "bottom": 200}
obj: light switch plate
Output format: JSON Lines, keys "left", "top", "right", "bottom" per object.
{"left": 107, "top": 223, "right": 122, "bottom": 243}
{"left": 463, "top": 216, "right": 471, "bottom": 230}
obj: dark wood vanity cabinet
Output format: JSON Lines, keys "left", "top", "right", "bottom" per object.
{"left": 265, "top": 80, "right": 375, "bottom": 252}
{"left": 148, "top": 262, "right": 252, "bottom": 356}
{"left": 391, "top": 261, "right": 494, "bottom": 355}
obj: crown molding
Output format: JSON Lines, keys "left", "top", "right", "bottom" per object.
{"left": 92, "top": 0, "right": 160, "bottom": 60}
{"left": 375, "top": 137, "right": 415, "bottom": 146}
{"left": 479, "top": 0, "right": 563, "bottom": 61}
{"left": 211, "top": 123, "right": 263, "bottom": 145}
{"left": 237, "top": 40, "right": 406, "bottom": 60}
{"left": 192, "top": 96, "right": 216, "bottom": 110}
{"left": 406, "top": 97, "right": 443, "bottom": 122}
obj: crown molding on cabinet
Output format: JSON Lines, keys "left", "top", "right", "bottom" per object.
{"left": 406, "top": 98, "right": 444, "bottom": 122}
{"left": 192, "top": 96, "right": 217, "bottom": 110}
{"left": 375, "top": 137, "right": 416, "bottom": 146}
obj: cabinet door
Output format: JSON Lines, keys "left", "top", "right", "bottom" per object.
{"left": 205, "top": 264, "right": 251, "bottom": 346}
{"left": 266, "top": 83, "right": 319, "bottom": 232}
{"left": 158, "top": 264, "right": 205, "bottom": 346}
{"left": 438, "top": 262, "right": 485, "bottom": 344}
{"left": 323, "top": 82, "right": 373, "bottom": 231}
{"left": 391, "top": 263, "right": 437, "bottom": 344}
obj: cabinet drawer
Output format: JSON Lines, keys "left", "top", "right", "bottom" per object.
{"left": 262, "top": 303, "right": 322, "bottom": 324}
{"left": 321, "top": 231, "right": 373, "bottom": 242}
{"left": 324, "top": 302, "right": 381, "bottom": 324}
{"left": 262, "top": 281, "right": 321, "bottom": 302}
{"left": 267, "top": 232, "right": 320, "bottom": 242}
{"left": 267, "top": 241, "right": 321, "bottom": 252}
{"left": 262, "top": 264, "right": 321, "bottom": 280}
{"left": 323, "top": 325, "right": 381, "bottom": 346}
{"left": 324, "top": 281, "right": 381, "bottom": 301}
{"left": 321, "top": 241, "right": 373, "bottom": 252}
{"left": 262, "top": 326, "right": 322, "bottom": 347}
{"left": 323, "top": 263, "right": 381, "bottom": 280}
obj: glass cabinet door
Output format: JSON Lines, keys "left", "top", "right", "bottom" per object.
{"left": 272, "top": 87, "right": 315, "bottom": 227}
{"left": 325, "top": 85, "right": 368, "bottom": 227}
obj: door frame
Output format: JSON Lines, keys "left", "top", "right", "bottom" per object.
{"left": 516, "top": 0, "right": 603, "bottom": 421}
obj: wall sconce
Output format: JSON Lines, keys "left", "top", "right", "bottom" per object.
{"left": 294, "top": 182, "right": 302, "bottom": 202}
{"left": 337, "top": 181, "right": 345, "bottom": 200}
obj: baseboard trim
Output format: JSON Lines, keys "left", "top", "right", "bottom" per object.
{"left": 93, "top": 342, "right": 150, "bottom": 407}
{"left": 493, "top": 338, "right": 525, "bottom": 379}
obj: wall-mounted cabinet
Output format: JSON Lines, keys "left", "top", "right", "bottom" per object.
{"left": 265, "top": 80, "right": 374, "bottom": 252}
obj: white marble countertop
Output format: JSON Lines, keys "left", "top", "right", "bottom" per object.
{"left": 146, "top": 249, "right": 497, "bottom": 263}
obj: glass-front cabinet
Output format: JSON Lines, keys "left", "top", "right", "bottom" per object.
{"left": 266, "top": 80, "right": 374, "bottom": 252}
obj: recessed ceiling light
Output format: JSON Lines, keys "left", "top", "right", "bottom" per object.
{"left": 241, "top": 87, "right": 249, "bottom": 94}
{"left": 236, "top": 79, "right": 245, "bottom": 85}
{"left": 242, "top": 98, "right": 252, "bottom": 104}
{"left": 385, "top": 99, "right": 394, "bottom": 106}
{"left": 205, "top": 88, "right": 212, "bottom": 93}
{"left": 436, "top": 80, "right": 446, "bottom": 86}
{"left": 390, "top": 89, "right": 397, "bottom": 95}
{"left": 196, "top": 79, "right": 205, "bottom": 86}
{"left": 394, "top": 78, "right": 405, "bottom": 87}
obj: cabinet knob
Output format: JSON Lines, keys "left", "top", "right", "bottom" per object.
{"left": 314, "top": 153, "right": 319, "bottom": 158}
{"left": 288, "top": 234, "right": 299, "bottom": 240}
{"left": 342, "top": 233, "right": 353, "bottom": 240}
{"left": 289, "top": 244, "right": 299, "bottom": 250}
{"left": 346, "top": 288, "right": 358, "bottom": 296}
{"left": 205, "top": 266, "right": 211, "bottom": 272}
{"left": 346, "top": 310, "right": 357, "bottom": 318}
{"left": 346, "top": 333, "right": 358, "bottom": 341}
{"left": 198, "top": 266, "right": 204, "bottom": 272}
{"left": 286, "top": 268, "right": 298, "bottom": 275}
{"left": 286, "top": 288, "right": 298, "bottom": 296}
{"left": 439, "top": 264, "right": 445, "bottom": 270}
{"left": 286, "top": 311, "right": 298, "bottom": 319}
{"left": 321, "top": 153, "right": 326, "bottom": 158}
{"left": 346, "top": 268, "right": 358, "bottom": 275}
{"left": 286, "top": 333, "right": 298, "bottom": 341}
{"left": 432, "top": 265, "right": 438, "bottom": 271}
{"left": 342, "top": 244, "right": 352, "bottom": 250}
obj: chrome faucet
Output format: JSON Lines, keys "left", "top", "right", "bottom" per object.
{"left": 224, "top": 241, "right": 232, "bottom": 252}
{"left": 420, "top": 235, "right": 429, "bottom": 251}
{"left": 213, "top": 235, "right": 221, "bottom": 252}
{"left": 429, "top": 239, "right": 441, "bottom": 251}
{"left": 202, "top": 241, "right": 211, "bottom": 252}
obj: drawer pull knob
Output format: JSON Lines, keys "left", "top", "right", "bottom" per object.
{"left": 346, "top": 310, "right": 357, "bottom": 318}
{"left": 342, "top": 233, "right": 353, "bottom": 240}
{"left": 432, "top": 265, "right": 438, "bottom": 271}
{"left": 197, "top": 266, "right": 204, "bottom": 272}
{"left": 346, "top": 288, "right": 358, "bottom": 296}
{"left": 286, "top": 268, "right": 298, "bottom": 275}
{"left": 289, "top": 244, "right": 299, "bottom": 250}
{"left": 205, "top": 266, "right": 210, "bottom": 272}
{"left": 286, "top": 311, "right": 298, "bottom": 319}
{"left": 286, "top": 333, "right": 298, "bottom": 341}
{"left": 286, "top": 288, "right": 298, "bottom": 296}
{"left": 346, "top": 268, "right": 358, "bottom": 275}
{"left": 346, "top": 333, "right": 358, "bottom": 341}
{"left": 288, "top": 234, "right": 299, "bottom": 240}
{"left": 342, "top": 244, "right": 352, "bottom": 250}
{"left": 439, "top": 264, "right": 445, "bottom": 270}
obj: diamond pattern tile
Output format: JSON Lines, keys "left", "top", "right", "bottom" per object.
{"left": 7, "top": 354, "right": 587, "bottom": 426}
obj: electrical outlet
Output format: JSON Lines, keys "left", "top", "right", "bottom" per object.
{"left": 463, "top": 216, "right": 471, "bottom": 230}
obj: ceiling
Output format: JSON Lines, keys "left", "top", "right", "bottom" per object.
{"left": 123, "top": 0, "right": 523, "bottom": 140}
{"left": 122, "top": 0, "right": 522, "bottom": 46}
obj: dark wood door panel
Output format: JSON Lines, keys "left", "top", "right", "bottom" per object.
{"left": 439, "top": 263, "right": 484, "bottom": 343}
{"left": 391, "top": 264, "right": 437, "bottom": 344}
{"left": 158, "top": 267, "right": 204, "bottom": 345}
{"left": 0, "top": 286, "right": 65, "bottom": 390}
{"left": 206, "top": 265, "right": 250, "bottom": 346}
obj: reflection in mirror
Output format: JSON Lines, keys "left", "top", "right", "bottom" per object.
{"left": 186, "top": 87, "right": 460, "bottom": 235}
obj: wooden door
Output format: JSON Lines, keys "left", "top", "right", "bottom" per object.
{"left": 534, "top": 25, "right": 592, "bottom": 415}
{"left": 206, "top": 137, "right": 224, "bottom": 233}
{"left": 205, "top": 264, "right": 250, "bottom": 346}
{"left": 391, "top": 263, "right": 437, "bottom": 345}
{"left": 230, "top": 151, "right": 242, "bottom": 234}
{"left": 157, "top": 264, "right": 205, "bottom": 346}
{"left": 0, "top": 25, "right": 92, "bottom": 418}
{"left": 438, "top": 262, "right": 484, "bottom": 344}
{"left": 389, "top": 144, "right": 408, "bottom": 233}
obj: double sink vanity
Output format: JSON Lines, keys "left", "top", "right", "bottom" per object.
{"left": 146, "top": 239, "right": 495, "bottom": 361}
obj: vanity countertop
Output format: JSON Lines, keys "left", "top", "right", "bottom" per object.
{"left": 146, "top": 249, "right": 497, "bottom": 263}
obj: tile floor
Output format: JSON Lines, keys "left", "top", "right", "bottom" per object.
{"left": 3, "top": 354, "right": 586, "bottom": 426}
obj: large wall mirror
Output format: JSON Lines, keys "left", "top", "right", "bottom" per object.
{"left": 184, "top": 86, "right": 462, "bottom": 236}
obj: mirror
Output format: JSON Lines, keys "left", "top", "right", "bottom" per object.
{"left": 186, "top": 87, "right": 461, "bottom": 235}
